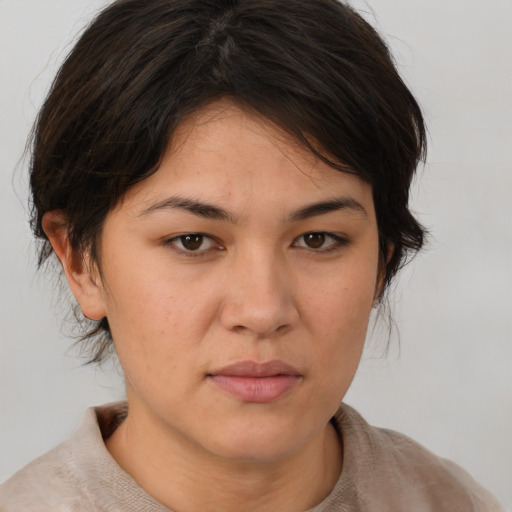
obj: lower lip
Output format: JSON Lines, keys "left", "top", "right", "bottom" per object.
{"left": 208, "top": 375, "right": 300, "bottom": 403}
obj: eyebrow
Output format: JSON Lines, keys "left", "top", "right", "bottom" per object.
{"left": 288, "top": 197, "right": 367, "bottom": 221}
{"left": 139, "top": 196, "right": 234, "bottom": 222}
{"left": 139, "top": 195, "right": 366, "bottom": 222}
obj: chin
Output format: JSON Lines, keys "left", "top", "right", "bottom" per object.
{"left": 201, "top": 416, "right": 311, "bottom": 463}
{"left": 212, "top": 438, "right": 298, "bottom": 464}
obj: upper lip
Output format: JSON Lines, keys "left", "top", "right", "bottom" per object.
{"left": 209, "top": 360, "right": 301, "bottom": 377}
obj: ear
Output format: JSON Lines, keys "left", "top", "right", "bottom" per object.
{"left": 42, "top": 210, "right": 107, "bottom": 321}
{"left": 374, "top": 243, "right": 394, "bottom": 305}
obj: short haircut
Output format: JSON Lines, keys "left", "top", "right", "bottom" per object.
{"left": 29, "top": 0, "right": 427, "bottom": 362}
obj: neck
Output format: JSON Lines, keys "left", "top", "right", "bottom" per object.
{"left": 106, "top": 401, "right": 342, "bottom": 512}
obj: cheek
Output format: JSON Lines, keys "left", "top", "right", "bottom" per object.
{"left": 304, "top": 260, "right": 378, "bottom": 337}
{"left": 104, "top": 282, "right": 208, "bottom": 400}
{"left": 100, "top": 260, "right": 219, "bottom": 369}
{"left": 300, "top": 256, "right": 378, "bottom": 383}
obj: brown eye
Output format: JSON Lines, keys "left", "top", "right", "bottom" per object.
{"left": 180, "top": 234, "right": 204, "bottom": 250}
{"left": 303, "top": 233, "right": 326, "bottom": 249}
{"left": 167, "top": 233, "right": 220, "bottom": 256}
{"left": 293, "top": 232, "right": 348, "bottom": 252}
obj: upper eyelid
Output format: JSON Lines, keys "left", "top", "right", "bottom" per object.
{"left": 166, "top": 232, "right": 214, "bottom": 242}
{"left": 292, "top": 232, "right": 350, "bottom": 250}
{"left": 165, "top": 233, "right": 220, "bottom": 252}
{"left": 294, "top": 232, "right": 346, "bottom": 242}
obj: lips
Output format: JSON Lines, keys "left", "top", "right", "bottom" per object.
{"left": 208, "top": 360, "right": 302, "bottom": 403}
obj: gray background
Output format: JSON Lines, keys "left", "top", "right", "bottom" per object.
{"left": 1, "top": 0, "right": 511, "bottom": 508}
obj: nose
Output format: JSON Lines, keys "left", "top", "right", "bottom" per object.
{"left": 220, "top": 248, "right": 299, "bottom": 338}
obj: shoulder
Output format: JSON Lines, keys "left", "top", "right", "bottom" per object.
{"left": 0, "top": 402, "right": 173, "bottom": 512}
{"left": 0, "top": 439, "right": 93, "bottom": 511}
{"left": 329, "top": 403, "right": 504, "bottom": 512}
{"left": 0, "top": 404, "right": 128, "bottom": 512}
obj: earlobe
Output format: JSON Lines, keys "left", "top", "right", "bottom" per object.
{"left": 42, "top": 210, "right": 107, "bottom": 321}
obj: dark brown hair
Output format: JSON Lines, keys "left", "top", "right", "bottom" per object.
{"left": 29, "top": 0, "right": 427, "bottom": 362}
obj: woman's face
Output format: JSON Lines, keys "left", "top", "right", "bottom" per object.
{"left": 84, "top": 100, "right": 381, "bottom": 461}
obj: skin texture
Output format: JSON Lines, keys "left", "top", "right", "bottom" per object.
{"left": 44, "top": 100, "right": 384, "bottom": 512}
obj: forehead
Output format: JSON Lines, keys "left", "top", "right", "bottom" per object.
{"left": 119, "top": 99, "right": 374, "bottom": 218}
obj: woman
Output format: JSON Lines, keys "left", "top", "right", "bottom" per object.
{"left": 0, "top": 0, "right": 504, "bottom": 510}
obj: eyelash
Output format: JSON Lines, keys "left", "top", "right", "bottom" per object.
{"left": 292, "top": 232, "right": 350, "bottom": 253}
{"left": 164, "top": 232, "right": 350, "bottom": 257}
{"left": 164, "top": 233, "right": 222, "bottom": 257}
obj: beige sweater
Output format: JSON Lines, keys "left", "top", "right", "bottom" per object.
{"left": 0, "top": 402, "right": 503, "bottom": 511}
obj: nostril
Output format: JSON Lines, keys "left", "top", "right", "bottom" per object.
{"left": 231, "top": 322, "right": 292, "bottom": 338}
